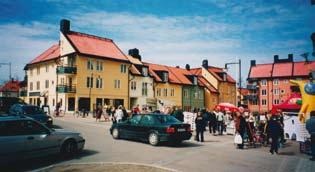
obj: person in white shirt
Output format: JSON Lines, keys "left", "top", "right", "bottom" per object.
{"left": 114, "top": 105, "right": 124, "bottom": 123}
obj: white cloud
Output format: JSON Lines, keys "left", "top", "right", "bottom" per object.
{"left": 0, "top": 22, "right": 57, "bottom": 81}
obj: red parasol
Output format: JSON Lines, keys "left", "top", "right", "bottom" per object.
{"left": 215, "top": 103, "right": 239, "bottom": 112}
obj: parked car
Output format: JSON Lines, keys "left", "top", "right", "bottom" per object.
{"left": 0, "top": 97, "right": 25, "bottom": 115}
{"left": 0, "top": 115, "right": 85, "bottom": 164}
{"left": 9, "top": 104, "right": 53, "bottom": 127}
{"left": 110, "top": 114, "right": 192, "bottom": 146}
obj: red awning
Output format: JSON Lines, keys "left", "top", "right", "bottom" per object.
{"left": 215, "top": 103, "right": 239, "bottom": 112}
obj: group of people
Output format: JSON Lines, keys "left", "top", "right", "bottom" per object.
{"left": 95, "top": 104, "right": 128, "bottom": 123}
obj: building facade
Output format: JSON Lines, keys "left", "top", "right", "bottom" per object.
{"left": 25, "top": 19, "right": 130, "bottom": 113}
{"left": 247, "top": 55, "right": 315, "bottom": 113}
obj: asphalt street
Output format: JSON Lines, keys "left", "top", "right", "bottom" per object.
{"left": 2, "top": 117, "right": 315, "bottom": 172}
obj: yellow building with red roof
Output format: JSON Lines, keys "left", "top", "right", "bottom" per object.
{"left": 25, "top": 19, "right": 130, "bottom": 113}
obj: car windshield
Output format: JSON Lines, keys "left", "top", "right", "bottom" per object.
{"left": 155, "top": 115, "right": 181, "bottom": 124}
{"left": 22, "top": 106, "right": 44, "bottom": 115}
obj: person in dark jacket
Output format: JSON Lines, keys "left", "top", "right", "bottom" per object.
{"left": 306, "top": 111, "right": 315, "bottom": 161}
{"left": 208, "top": 111, "right": 217, "bottom": 135}
{"left": 235, "top": 112, "right": 246, "bottom": 149}
{"left": 268, "top": 115, "right": 282, "bottom": 154}
{"left": 195, "top": 111, "right": 206, "bottom": 142}
{"left": 173, "top": 107, "right": 184, "bottom": 122}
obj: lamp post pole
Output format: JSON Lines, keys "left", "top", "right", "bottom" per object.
{"left": 225, "top": 59, "right": 242, "bottom": 106}
{"left": 0, "top": 62, "right": 12, "bottom": 80}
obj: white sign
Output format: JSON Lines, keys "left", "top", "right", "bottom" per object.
{"left": 183, "top": 112, "right": 196, "bottom": 131}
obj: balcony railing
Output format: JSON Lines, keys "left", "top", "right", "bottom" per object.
{"left": 246, "top": 85, "right": 258, "bottom": 90}
{"left": 56, "top": 85, "right": 76, "bottom": 93}
{"left": 19, "top": 90, "right": 27, "bottom": 97}
{"left": 57, "top": 66, "right": 77, "bottom": 74}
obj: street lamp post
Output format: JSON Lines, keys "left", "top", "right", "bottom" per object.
{"left": 225, "top": 59, "right": 242, "bottom": 106}
{"left": 0, "top": 62, "right": 12, "bottom": 80}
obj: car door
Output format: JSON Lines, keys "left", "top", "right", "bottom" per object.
{"left": 22, "top": 120, "right": 59, "bottom": 158}
{"left": 138, "top": 115, "right": 156, "bottom": 139}
{"left": 123, "top": 115, "right": 142, "bottom": 139}
{"left": 0, "top": 120, "right": 27, "bottom": 163}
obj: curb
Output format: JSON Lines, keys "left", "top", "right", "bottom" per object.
{"left": 32, "top": 162, "right": 179, "bottom": 172}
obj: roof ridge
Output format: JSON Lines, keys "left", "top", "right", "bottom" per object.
{"left": 69, "top": 31, "right": 113, "bottom": 42}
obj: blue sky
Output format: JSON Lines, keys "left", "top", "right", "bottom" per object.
{"left": 0, "top": 0, "right": 314, "bottom": 85}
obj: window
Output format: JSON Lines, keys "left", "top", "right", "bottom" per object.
{"left": 142, "top": 67, "right": 148, "bottom": 76}
{"left": 273, "top": 79, "right": 279, "bottom": 85}
{"left": 96, "top": 61, "right": 103, "bottom": 71}
{"left": 37, "top": 67, "right": 40, "bottom": 75}
{"left": 281, "top": 89, "right": 285, "bottom": 94}
{"left": 262, "top": 99, "right": 267, "bottom": 106}
{"left": 96, "top": 77, "right": 103, "bottom": 88}
{"left": 261, "top": 89, "right": 267, "bottom": 96}
{"left": 163, "top": 72, "right": 168, "bottom": 82}
{"left": 45, "top": 65, "right": 49, "bottom": 72}
{"left": 131, "top": 81, "right": 136, "bottom": 90}
{"left": 30, "top": 69, "right": 33, "bottom": 76}
{"left": 114, "top": 80, "right": 121, "bottom": 89}
{"left": 193, "top": 76, "right": 197, "bottom": 85}
{"left": 87, "top": 77, "right": 93, "bottom": 88}
{"left": 61, "top": 78, "right": 65, "bottom": 85}
{"left": 183, "top": 90, "right": 188, "bottom": 98}
{"left": 130, "top": 115, "right": 142, "bottom": 125}
{"left": 274, "top": 88, "right": 280, "bottom": 95}
{"left": 252, "top": 99, "right": 258, "bottom": 105}
{"left": 120, "top": 64, "right": 127, "bottom": 73}
{"left": 261, "top": 80, "right": 267, "bottom": 86}
{"left": 198, "top": 90, "right": 203, "bottom": 99}
{"left": 157, "top": 88, "right": 161, "bottom": 96}
{"left": 30, "top": 82, "right": 33, "bottom": 91}
{"left": 87, "top": 60, "right": 93, "bottom": 70}
{"left": 45, "top": 80, "right": 49, "bottom": 89}
{"left": 170, "top": 88, "right": 175, "bottom": 96}
{"left": 273, "top": 99, "right": 280, "bottom": 105}
{"left": 22, "top": 120, "right": 48, "bottom": 135}
{"left": 36, "top": 81, "right": 40, "bottom": 90}
{"left": 142, "top": 82, "right": 148, "bottom": 96}
{"left": 283, "top": 80, "right": 288, "bottom": 84}
{"left": 140, "top": 115, "right": 155, "bottom": 125}
{"left": 163, "top": 88, "right": 168, "bottom": 97}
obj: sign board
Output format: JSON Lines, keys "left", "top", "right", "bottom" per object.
{"left": 183, "top": 112, "right": 196, "bottom": 131}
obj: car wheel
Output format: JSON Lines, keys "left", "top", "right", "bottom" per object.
{"left": 112, "top": 128, "right": 120, "bottom": 139}
{"left": 148, "top": 132, "right": 159, "bottom": 146}
{"left": 61, "top": 139, "right": 77, "bottom": 157}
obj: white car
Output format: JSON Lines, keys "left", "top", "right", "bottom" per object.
{"left": 0, "top": 115, "right": 85, "bottom": 164}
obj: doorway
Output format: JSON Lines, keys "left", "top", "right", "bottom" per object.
{"left": 68, "top": 97, "right": 75, "bottom": 111}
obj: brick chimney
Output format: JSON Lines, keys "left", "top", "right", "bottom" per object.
{"left": 202, "top": 59, "right": 208, "bottom": 69}
{"left": 60, "top": 19, "right": 70, "bottom": 33}
{"left": 128, "top": 48, "right": 142, "bottom": 61}
{"left": 185, "top": 64, "right": 190, "bottom": 70}
{"left": 288, "top": 54, "right": 293, "bottom": 62}
{"left": 274, "top": 55, "right": 279, "bottom": 63}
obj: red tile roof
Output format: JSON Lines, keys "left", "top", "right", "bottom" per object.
{"left": 167, "top": 67, "right": 193, "bottom": 85}
{"left": 293, "top": 61, "right": 315, "bottom": 76}
{"left": 0, "top": 80, "right": 20, "bottom": 92}
{"left": 29, "top": 44, "right": 60, "bottom": 64}
{"left": 66, "top": 31, "right": 129, "bottom": 62}
{"left": 272, "top": 62, "right": 293, "bottom": 77}
{"left": 249, "top": 64, "right": 273, "bottom": 78}
{"left": 249, "top": 61, "right": 315, "bottom": 79}
{"left": 129, "top": 64, "right": 141, "bottom": 75}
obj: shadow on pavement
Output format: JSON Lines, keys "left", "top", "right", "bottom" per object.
{"left": 0, "top": 149, "right": 98, "bottom": 172}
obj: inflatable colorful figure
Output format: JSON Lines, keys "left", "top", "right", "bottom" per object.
{"left": 290, "top": 79, "right": 315, "bottom": 123}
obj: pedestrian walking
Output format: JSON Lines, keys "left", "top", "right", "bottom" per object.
{"left": 268, "top": 115, "right": 281, "bottom": 155}
{"left": 114, "top": 105, "right": 124, "bottom": 123}
{"left": 216, "top": 109, "right": 224, "bottom": 135}
{"left": 122, "top": 106, "right": 128, "bottom": 122}
{"left": 306, "top": 111, "right": 315, "bottom": 161}
{"left": 195, "top": 111, "right": 206, "bottom": 142}
{"left": 235, "top": 112, "right": 246, "bottom": 149}
{"left": 209, "top": 110, "right": 217, "bottom": 135}
{"left": 96, "top": 104, "right": 102, "bottom": 122}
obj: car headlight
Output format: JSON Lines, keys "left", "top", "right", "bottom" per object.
{"left": 48, "top": 117, "right": 53, "bottom": 121}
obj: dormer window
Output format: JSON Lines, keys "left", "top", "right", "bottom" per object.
{"left": 163, "top": 72, "right": 168, "bottom": 82}
{"left": 193, "top": 76, "right": 197, "bottom": 85}
{"left": 142, "top": 67, "right": 148, "bottom": 77}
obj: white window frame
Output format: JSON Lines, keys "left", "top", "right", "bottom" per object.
{"left": 261, "top": 89, "right": 267, "bottom": 96}
{"left": 262, "top": 99, "right": 267, "bottom": 106}
{"left": 273, "top": 79, "right": 279, "bottom": 85}
{"left": 261, "top": 79, "right": 267, "bottom": 86}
